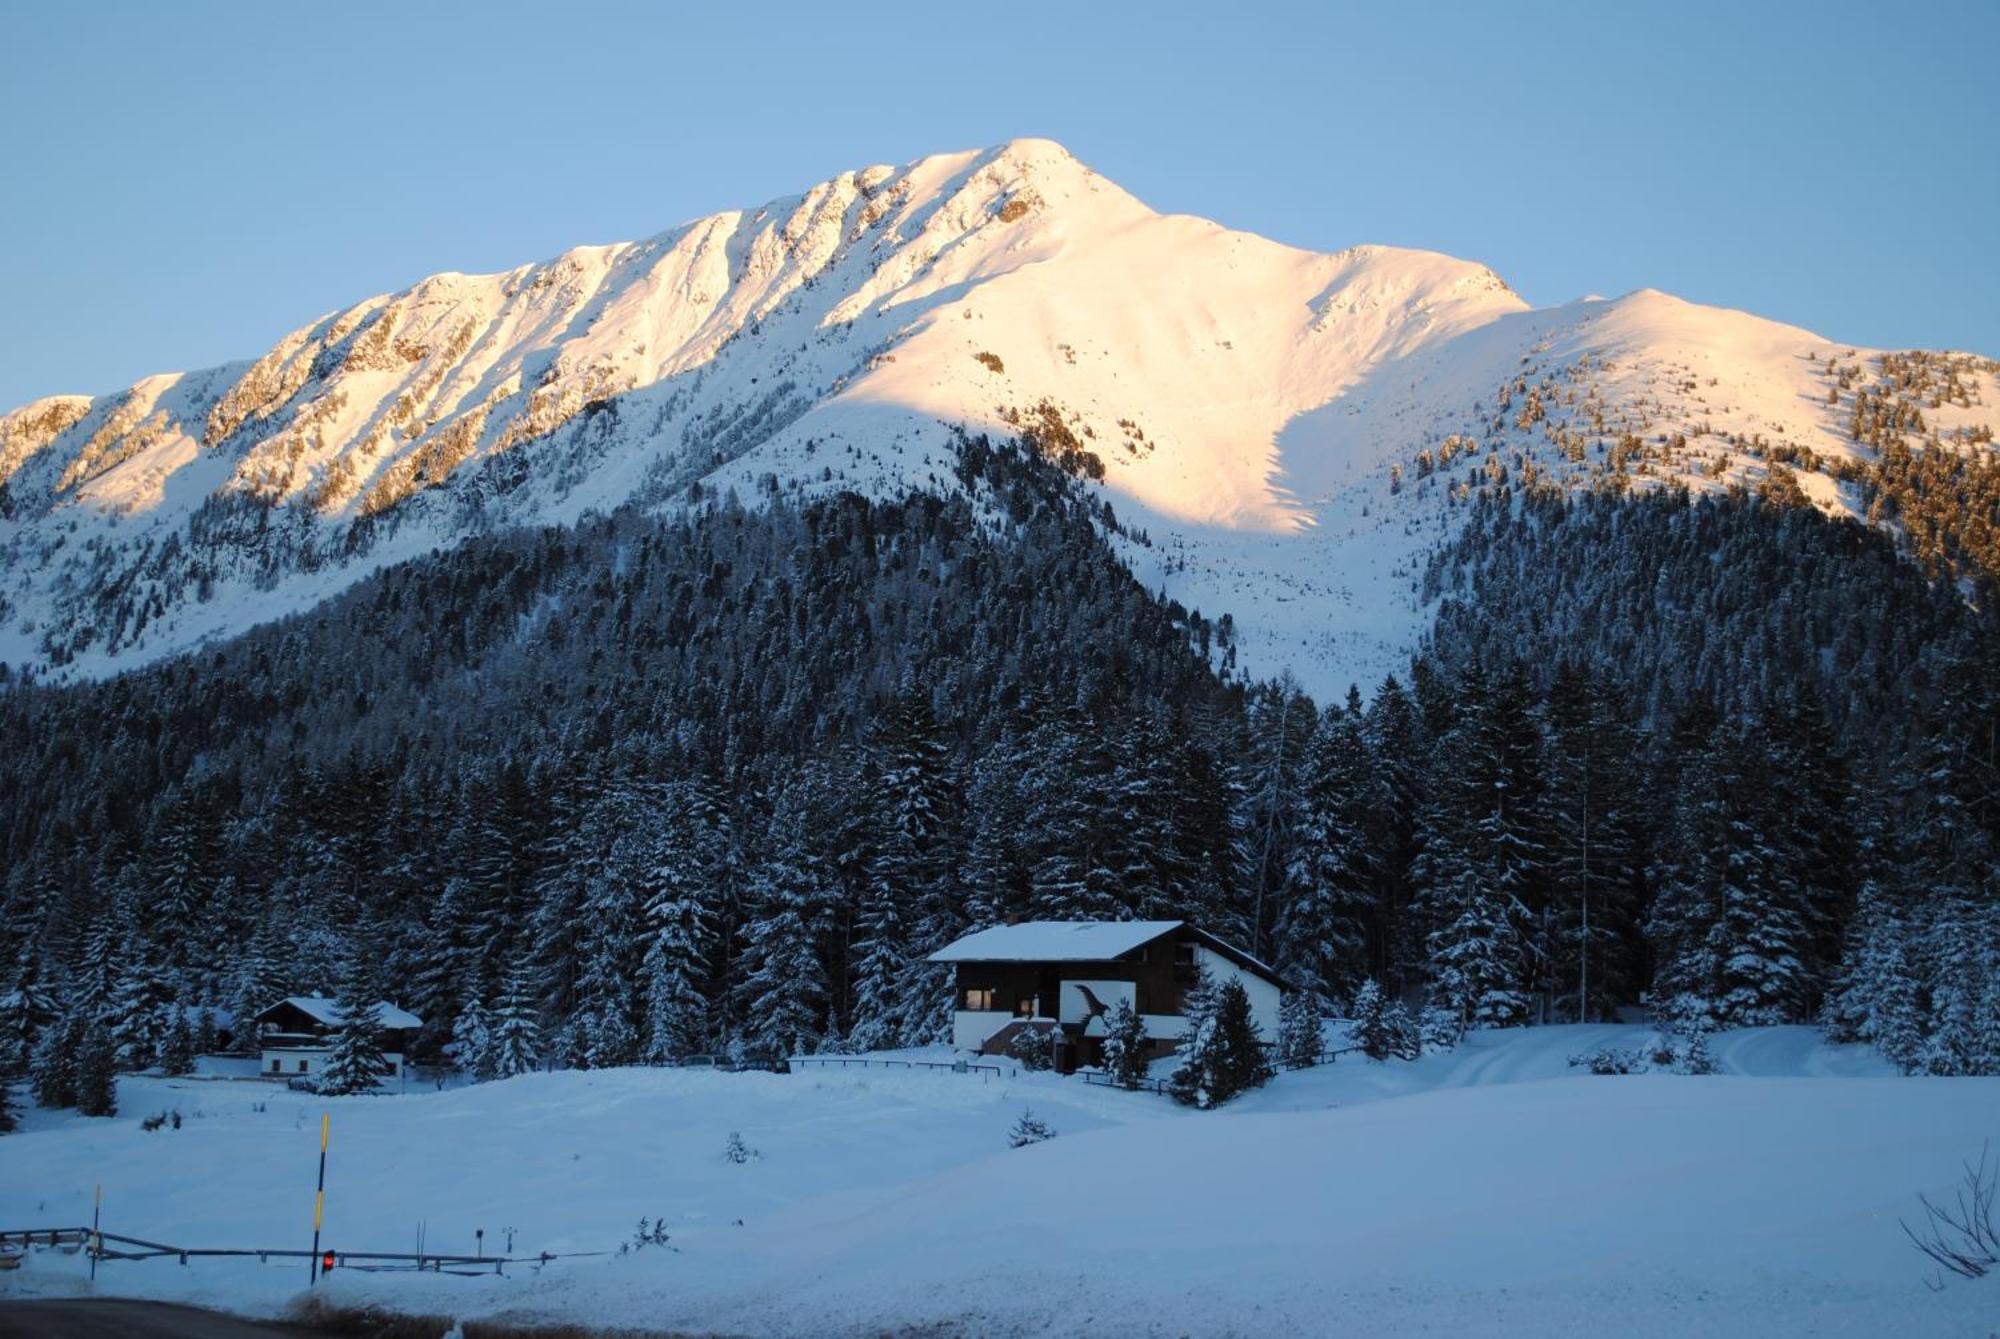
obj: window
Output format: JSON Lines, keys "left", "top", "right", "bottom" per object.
{"left": 298, "top": 1059, "right": 309, "bottom": 1073}
{"left": 269, "top": 1058, "right": 281, "bottom": 1073}
{"left": 1174, "top": 942, "right": 1197, "bottom": 966}
{"left": 963, "top": 987, "right": 997, "bottom": 1011}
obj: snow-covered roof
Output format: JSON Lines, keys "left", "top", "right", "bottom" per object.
{"left": 928, "top": 921, "right": 1182, "bottom": 963}
{"left": 263, "top": 996, "right": 422, "bottom": 1030}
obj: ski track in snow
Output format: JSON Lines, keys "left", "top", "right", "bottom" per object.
{"left": 3, "top": 1024, "right": 1994, "bottom": 1337}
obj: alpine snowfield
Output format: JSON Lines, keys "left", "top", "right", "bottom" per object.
{"left": 4, "top": 140, "right": 1992, "bottom": 698}
{"left": 3, "top": 1027, "right": 1995, "bottom": 1337}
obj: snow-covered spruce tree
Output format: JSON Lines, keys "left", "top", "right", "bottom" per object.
{"left": 0, "top": 948, "right": 58, "bottom": 1077}
{"left": 1273, "top": 707, "right": 1380, "bottom": 1003}
{"left": 449, "top": 990, "right": 497, "bottom": 1081}
{"left": 74, "top": 1023, "right": 117, "bottom": 1117}
{"left": 1231, "top": 675, "right": 1316, "bottom": 961}
{"left": 488, "top": 957, "right": 543, "bottom": 1079}
{"left": 108, "top": 949, "right": 177, "bottom": 1071}
{"left": 1008, "top": 1108, "right": 1056, "bottom": 1148}
{"left": 30, "top": 1012, "right": 85, "bottom": 1109}
{"left": 1170, "top": 978, "right": 1271, "bottom": 1108}
{"left": 1350, "top": 978, "right": 1419, "bottom": 1061}
{"left": 0, "top": 1073, "right": 15, "bottom": 1133}
{"left": 868, "top": 683, "right": 966, "bottom": 1046}
{"left": 1277, "top": 989, "right": 1321, "bottom": 1068}
{"left": 635, "top": 808, "right": 714, "bottom": 1062}
{"left": 1543, "top": 662, "right": 1644, "bottom": 1021}
{"left": 1647, "top": 718, "right": 1812, "bottom": 1027}
{"left": 317, "top": 957, "right": 389, "bottom": 1096}
{"left": 732, "top": 797, "right": 834, "bottom": 1061}
{"left": 1099, "top": 997, "right": 1150, "bottom": 1088}
{"left": 159, "top": 1011, "right": 196, "bottom": 1077}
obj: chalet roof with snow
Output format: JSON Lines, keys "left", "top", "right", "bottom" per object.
{"left": 254, "top": 996, "right": 422, "bottom": 1030}
{"left": 928, "top": 921, "right": 1281, "bottom": 981}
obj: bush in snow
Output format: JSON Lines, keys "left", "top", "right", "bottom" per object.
{"left": 1005, "top": 1024, "right": 1056, "bottom": 1072}
{"left": 1008, "top": 1108, "right": 1056, "bottom": 1148}
{"left": 1418, "top": 1004, "right": 1462, "bottom": 1053}
{"left": 625, "top": 1216, "right": 673, "bottom": 1252}
{"left": 1568, "top": 1045, "right": 1646, "bottom": 1076}
{"left": 723, "top": 1131, "right": 760, "bottom": 1164}
{"left": 1170, "top": 978, "right": 1272, "bottom": 1108}
{"left": 1903, "top": 1144, "right": 2000, "bottom": 1283}
{"left": 1350, "top": 979, "right": 1417, "bottom": 1061}
{"left": 1677, "top": 1031, "right": 1717, "bottom": 1075}
{"left": 1099, "top": 998, "right": 1150, "bottom": 1088}
{"left": 1277, "top": 990, "right": 1322, "bottom": 1067}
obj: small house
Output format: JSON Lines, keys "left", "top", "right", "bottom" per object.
{"left": 928, "top": 921, "right": 1284, "bottom": 1073}
{"left": 251, "top": 997, "right": 422, "bottom": 1083}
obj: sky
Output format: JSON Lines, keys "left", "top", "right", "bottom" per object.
{"left": 3, "top": 0, "right": 1996, "bottom": 409}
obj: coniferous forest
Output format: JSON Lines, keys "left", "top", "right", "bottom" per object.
{"left": 1, "top": 436, "right": 1996, "bottom": 1095}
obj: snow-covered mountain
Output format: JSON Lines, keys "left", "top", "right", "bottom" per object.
{"left": 2, "top": 138, "right": 1993, "bottom": 695}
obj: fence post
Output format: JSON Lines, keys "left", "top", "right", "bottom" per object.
{"left": 89, "top": 1185, "right": 101, "bottom": 1282}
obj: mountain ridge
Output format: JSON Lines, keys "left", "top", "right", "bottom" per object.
{"left": 2, "top": 138, "right": 1994, "bottom": 696}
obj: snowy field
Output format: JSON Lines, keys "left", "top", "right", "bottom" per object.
{"left": 2, "top": 1026, "right": 1995, "bottom": 1337}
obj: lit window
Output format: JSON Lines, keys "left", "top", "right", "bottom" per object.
{"left": 964, "top": 988, "right": 996, "bottom": 1011}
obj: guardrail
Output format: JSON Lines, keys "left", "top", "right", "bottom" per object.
{"left": 789, "top": 1055, "right": 1011, "bottom": 1078}
{"left": 0, "top": 1227, "right": 606, "bottom": 1276}
{"left": 1078, "top": 1042, "right": 1364, "bottom": 1095}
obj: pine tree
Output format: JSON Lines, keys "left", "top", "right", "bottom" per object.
{"left": 449, "top": 990, "right": 497, "bottom": 1081}
{"left": 317, "top": 956, "right": 389, "bottom": 1096}
{"left": 0, "top": 947, "right": 57, "bottom": 1078}
{"left": 108, "top": 950, "right": 177, "bottom": 1072}
{"left": 635, "top": 804, "right": 713, "bottom": 1062}
{"left": 160, "top": 1011, "right": 196, "bottom": 1077}
{"left": 0, "top": 1073, "right": 15, "bottom": 1134}
{"left": 1273, "top": 708, "right": 1379, "bottom": 1001}
{"left": 1544, "top": 663, "right": 1643, "bottom": 1020}
{"left": 1170, "top": 977, "right": 1271, "bottom": 1108}
{"left": 489, "top": 957, "right": 543, "bottom": 1079}
{"left": 1277, "top": 989, "right": 1322, "bottom": 1068}
{"left": 733, "top": 799, "right": 834, "bottom": 1061}
{"left": 1099, "top": 997, "right": 1151, "bottom": 1088}
{"left": 1349, "top": 978, "right": 1417, "bottom": 1060}
{"left": 74, "top": 1023, "right": 117, "bottom": 1117}
{"left": 31, "top": 1012, "right": 84, "bottom": 1108}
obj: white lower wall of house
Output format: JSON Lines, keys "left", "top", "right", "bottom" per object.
{"left": 951, "top": 1011, "right": 1013, "bottom": 1052}
{"left": 261, "top": 1049, "right": 406, "bottom": 1080}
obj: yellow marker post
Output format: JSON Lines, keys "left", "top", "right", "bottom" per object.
{"left": 308, "top": 1114, "right": 329, "bottom": 1285}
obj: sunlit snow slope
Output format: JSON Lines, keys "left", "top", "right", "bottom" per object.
{"left": 3, "top": 139, "right": 1994, "bottom": 697}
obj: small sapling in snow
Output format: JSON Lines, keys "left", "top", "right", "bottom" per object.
{"left": 1009, "top": 1108, "right": 1056, "bottom": 1148}
{"left": 723, "top": 1131, "right": 760, "bottom": 1164}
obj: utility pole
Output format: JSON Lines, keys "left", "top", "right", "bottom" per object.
{"left": 309, "top": 1114, "right": 329, "bottom": 1285}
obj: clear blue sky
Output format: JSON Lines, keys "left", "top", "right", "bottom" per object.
{"left": 4, "top": 1, "right": 1995, "bottom": 409}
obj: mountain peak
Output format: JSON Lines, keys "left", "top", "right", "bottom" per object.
{"left": 2, "top": 142, "right": 1993, "bottom": 697}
